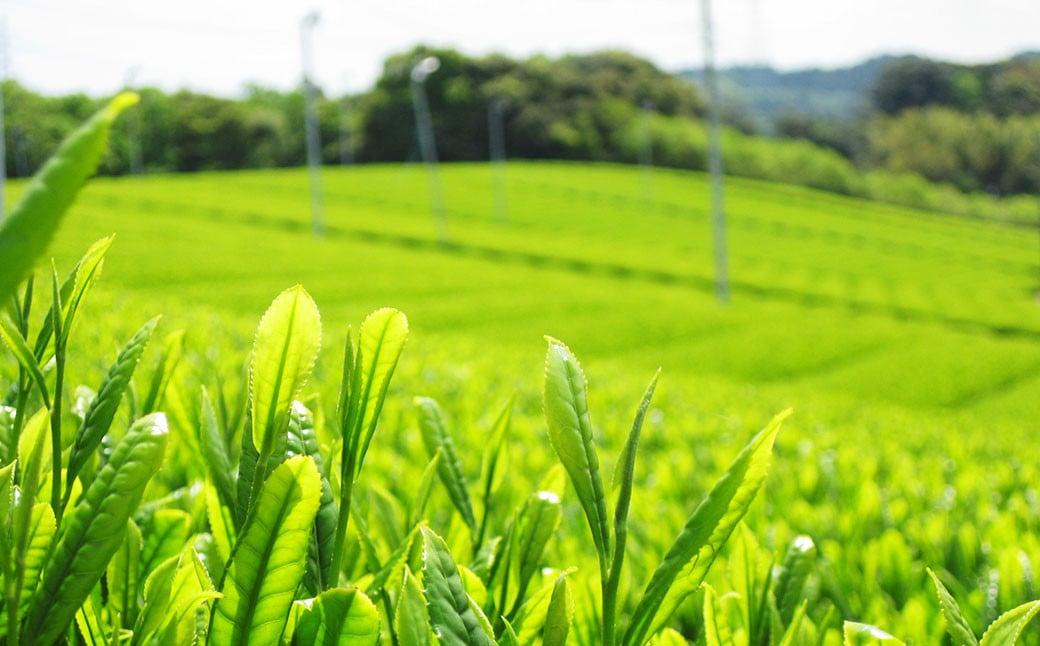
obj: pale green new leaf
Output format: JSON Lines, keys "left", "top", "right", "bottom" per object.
{"left": 514, "top": 490, "right": 562, "bottom": 606}
{"left": 17, "top": 502, "right": 57, "bottom": 621}
{"left": 411, "top": 451, "right": 442, "bottom": 527}
{"left": 648, "top": 628, "right": 688, "bottom": 646}
{"left": 347, "top": 308, "right": 408, "bottom": 476}
{"left": 58, "top": 235, "right": 111, "bottom": 347}
{"left": 396, "top": 567, "right": 432, "bottom": 646}
{"left": 211, "top": 455, "right": 322, "bottom": 646}
{"left": 0, "top": 93, "right": 137, "bottom": 302}
{"left": 776, "top": 535, "right": 816, "bottom": 625}
{"left": 416, "top": 397, "right": 477, "bottom": 535}
{"left": 542, "top": 338, "right": 610, "bottom": 569}
{"left": 23, "top": 412, "right": 168, "bottom": 645}
{"left": 979, "top": 600, "right": 1040, "bottom": 646}
{"left": 543, "top": 573, "right": 574, "bottom": 646}
{"left": 67, "top": 316, "right": 159, "bottom": 487}
{"left": 927, "top": 568, "right": 978, "bottom": 646}
{"left": 421, "top": 525, "right": 495, "bottom": 646}
{"left": 623, "top": 409, "right": 791, "bottom": 646}
{"left": 250, "top": 286, "right": 322, "bottom": 459}
{"left": 30, "top": 239, "right": 106, "bottom": 362}
{"left": 843, "top": 621, "right": 906, "bottom": 645}
{"left": 105, "top": 519, "right": 142, "bottom": 631}
{"left": 0, "top": 317, "right": 51, "bottom": 409}
{"left": 155, "top": 546, "right": 220, "bottom": 646}
{"left": 703, "top": 583, "right": 734, "bottom": 646}
{"left": 0, "top": 461, "right": 14, "bottom": 574}
{"left": 133, "top": 554, "right": 180, "bottom": 643}
{"left": 295, "top": 587, "right": 380, "bottom": 646}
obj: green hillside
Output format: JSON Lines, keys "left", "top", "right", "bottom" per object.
{"left": 34, "top": 161, "right": 1040, "bottom": 419}
{"left": 6, "top": 159, "right": 1040, "bottom": 642}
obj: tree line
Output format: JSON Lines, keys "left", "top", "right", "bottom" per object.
{"left": 3, "top": 46, "right": 1038, "bottom": 204}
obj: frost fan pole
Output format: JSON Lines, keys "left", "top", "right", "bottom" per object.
{"left": 301, "top": 10, "right": 325, "bottom": 236}
{"left": 411, "top": 56, "right": 449, "bottom": 243}
{"left": 701, "top": 0, "right": 730, "bottom": 304}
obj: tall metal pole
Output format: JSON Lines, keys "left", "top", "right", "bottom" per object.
{"left": 301, "top": 11, "right": 325, "bottom": 236}
{"left": 411, "top": 57, "right": 448, "bottom": 242}
{"left": 701, "top": 0, "right": 730, "bottom": 304}
{"left": 125, "top": 67, "right": 143, "bottom": 176}
{"left": 488, "top": 98, "right": 508, "bottom": 223}
{"left": 338, "top": 90, "right": 354, "bottom": 166}
{"left": 639, "top": 99, "right": 655, "bottom": 207}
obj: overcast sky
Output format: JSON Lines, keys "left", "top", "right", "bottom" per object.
{"left": 5, "top": 0, "right": 1040, "bottom": 98}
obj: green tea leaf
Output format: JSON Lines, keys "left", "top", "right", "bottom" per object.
{"left": 250, "top": 286, "right": 321, "bottom": 460}
{"left": 287, "top": 401, "right": 339, "bottom": 595}
{"left": 411, "top": 451, "right": 443, "bottom": 528}
{"left": 543, "top": 573, "right": 574, "bottom": 646}
{"left": 421, "top": 525, "right": 496, "bottom": 646}
{"left": 542, "top": 338, "right": 610, "bottom": 571}
{"left": 703, "top": 583, "right": 734, "bottom": 646}
{"left": 396, "top": 567, "right": 432, "bottom": 646}
{"left": 776, "top": 535, "right": 817, "bottom": 625}
{"left": 23, "top": 411, "right": 168, "bottom": 645}
{"left": 17, "top": 502, "right": 57, "bottom": 622}
{"left": 295, "top": 587, "right": 380, "bottom": 646}
{"left": 0, "top": 93, "right": 137, "bottom": 302}
{"left": 927, "top": 568, "right": 978, "bottom": 646}
{"left": 513, "top": 490, "right": 562, "bottom": 609}
{"left": 623, "top": 409, "right": 791, "bottom": 646}
{"left": 139, "top": 510, "right": 193, "bottom": 589}
{"left": 343, "top": 308, "right": 408, "bottom": 479}
{"left": 67, "top": 316, "right": 159, "bottom": 488}
{"left": 416, "top": 396, "right": 477, "bottom": 535}
{"left": 843, "top": 621, "right": 906, "bottom": 645}
{"left": 979, "top": 600, "right": 1040, "bottom": 646}
{"left": 133, "top": 553, "right": 180, "bottom": 643}
{"left": 58, "top": 235, "right": 111, "bottom": 348}
{"left": 0, "top": 317, "right": 51, "bottom": 409}
{"left": 155, "top": 547, "right": 220, "bottom": 646}
{"left": 211, "top": 455, "right": 322, "bottom": 645}
{"left": 106, "top": 519, "right": 143, "bottom": 631}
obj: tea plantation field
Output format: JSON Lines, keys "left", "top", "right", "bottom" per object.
{"left": 8, "top": 160, "right": 1040, "bottom": 643}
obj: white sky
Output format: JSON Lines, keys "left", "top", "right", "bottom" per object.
{"left": 4, "top": 0, "right": 1040, "bottom": 98}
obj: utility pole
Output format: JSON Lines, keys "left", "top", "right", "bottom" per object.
{"left": 338, "top": 88, "right": 354, "bottom": 166}
{"left": 125, "top": 67, "right": 143, "bottom": 176}
{"left": 301, "top": 10, "right": 325, "bottom": 236}
{"left": 411, "top": 56, "right": 448, "bottom": 242}
{"left": 639, "top": 99, "right": 655, "bottom": 207}
{"left": 488, "top": 97, "right": 508, "bottom": 223}
{"left": 701, "top": 0, "right": 730, "bottom": 304}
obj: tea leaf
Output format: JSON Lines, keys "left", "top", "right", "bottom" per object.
{"left": 543, "top": 573, "right": 574, "bottom": 646}
{"left": 396, "top": 567, "right": 432, "bottom": 646}
{"left": 979, "top": 600, "right": 1040, "bottom": 646}
{"left": 623, "top": 409, "right": 791, "bottom": 645}
{"left": 421, "top": 525, "right": 496, "bottom": 646}
{"left": 927, "top": 568, "right": 978, "bottom": 646}
{"left": 542, "top": 338, "right": 610, "bottom": 572}
{"left": 211, "top": 455, "right": 322, "bottom": 645}
{"left": 24, "top": 411, "right": 167, "bottom": 645}
{"left": 0, "top": 93, "right": 137, "bottom": 302}
{"left": 295, "top": 586, "right": 380, "bottom": 646}
{"left": 416, "top": 396, "right": 477, "bottom": 535}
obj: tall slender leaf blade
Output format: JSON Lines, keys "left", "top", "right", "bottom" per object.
{"left": 542, "top": 338, "right": 610, "bottom": 569}
{"left": 421, "top": 525, "right": 496, "bottom": 646}
{"left": 16, "top": 502, "right": 57, "bottom": 621}
{"left": 623, "top": 409, "right": 791, "bottom": 646}
{"left": 543, "top": 573, "right": 574, "bottom": 646}
{"left": 346, "top": 308, "right": 408, "bottom": 477}
{"left": 0, "top": 317, "right": 51, "bottom": 408}
{"left": 139, "top": 330, "right": 185, "bottom": 415}
{"left": 250, "top": 285, "right": 321, "bottom": 460}
{"left": 979, "top": 601, "right": 1040, "bottom": 646}
{"left": 0, "top": 93, "right": 137, "bottom": 302}
{"left": 295, "top": 587, "right": 380, "bottom": 646}
{"left": 67, "top": 316, "right": 159, "bottom": 486}
{"left": 105, "top": 519, "right": 143, "bottom": 632}
{"left": 416, "top": 396, "right": 477, "bottom": 535}
{"left": 58, "top": 235, "right": 112, "bottom": 348}
{"left": 513, "top": 490, "right": 562, "bottom": 605}
{"left": 776, "top": 535, "right": 817, "bottom": 625}
{"left": 396, "top": 567, "right": 433, "bottom": 646}
{"left": 23, "top": 412, "right": 168, "bottom": 645}
{"left": 211, "top": 455, "right": 322, "bottom": 646}
{"left": 927, "top": 568, "right": 978, "bottom": 646}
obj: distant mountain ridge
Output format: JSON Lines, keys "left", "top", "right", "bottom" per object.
{"left": 680, "top": 52, "right": 1036, "bottom": 131}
